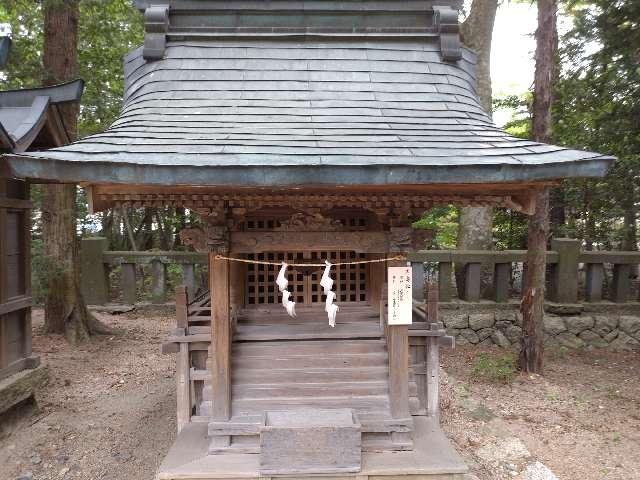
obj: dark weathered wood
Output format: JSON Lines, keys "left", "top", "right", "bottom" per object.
{"left": 260, "top": 409, "right": 361, "bottom": 476}
{"left": 387, "top": 325, "right": 410, "bottom": 419}
{"left": 232, "top": 231, "right": 389, "bottom": 253}
{"left": 611, "top": 263, "right": 631, "bottom": 303}
{"left": 175, "top": 286, "right": 188, "bottom": 330}
{"left": 426, "top": 283, "right": 439, "bottom": 323}
{"left": 519, "top": 188, "right": 549, "bottom": 374}
{"left": 493, "top": 262, "right": 511, "bottom": 303}
{"left": 210, "top": 254, "right": 231, "bottom": 421}
{"left": 585, "top": 263, "right": 604, "bottom": 302}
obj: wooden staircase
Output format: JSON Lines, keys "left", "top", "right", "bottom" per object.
{"left": 201, "top": 304, "right": 416, "bottom": 454}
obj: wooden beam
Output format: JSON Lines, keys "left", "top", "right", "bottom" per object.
{"left": 209, "top": 253, "right": 231, "bottom": 421}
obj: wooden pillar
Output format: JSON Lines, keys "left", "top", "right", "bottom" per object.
{"left": 209, "top": 253, "right": 231, "bottom": 421}
{"left": 175, "top": 286, "right": 191, "bottom": 432}
{"left": 368, "top": 253, "right": 385, "bottom": 307}
{"left": 386, "top": 258, "right": 410, "bottom": 420}
{"left": 425, "top": 333, "right": 440, "bottom": 418}
{"left": 519, "top": 188, "right": 549, "bottom": 374}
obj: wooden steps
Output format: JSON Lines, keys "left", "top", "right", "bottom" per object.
{"left": 205, "top": 305, "right": 414, "bottom": 455}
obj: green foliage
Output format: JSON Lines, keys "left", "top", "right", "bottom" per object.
{"left": 413, "top": 206, "right": 458, "bottom": 249}
{"left": 0, "top": 0, "right": 143, "bottom": 137}
{"left": 471, "top": 352, "right": 517, "bottom": 384}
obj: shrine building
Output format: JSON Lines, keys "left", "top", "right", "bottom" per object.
{"left": 1, "top": 1, "right": 613, "bottom": 479}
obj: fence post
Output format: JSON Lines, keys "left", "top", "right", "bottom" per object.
{"left": 585, "top": 263, "right": 604, "bottom": 302}
{"left": 463, "top": 262, "right": 481, "bottom": 301}
{"left": 80, "top": 237, "right": 109, "bottom": 305}
{"left": 438, "top": 262, "right": 453, "bottom": 302}
{"left": 611, "top": 263, "right": 631, "bottom": 303}
{"left": 181, "top": 264, "right": 196, "bottom": 298}
{"left": 411, "top": 262, "right": 425, "bottom": 302}
{"left": 121, "top": 263, "right": 137, "bottom": 305}
{"left": 549, "top": 238, "right": 580, "bottom": 303}
{"left": 493, "top": 262, "right": 511, "bottom": 303}
{"left": 151, "top": 259, "right": 167, "bottom": 304}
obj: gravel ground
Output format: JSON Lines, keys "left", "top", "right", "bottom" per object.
{"left": 1, "top": 309, "right": 638, "bottom": 480}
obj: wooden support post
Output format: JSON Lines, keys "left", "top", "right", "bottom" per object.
{"left": 463, "top": 262, "right": 481, "bottom": 301}
{"left": 438, "top": 262, "right": 453, "bottom": 302}
{"left": 493, "top": 262, "right": 511, "bottom": 303}
{"left": 121, "top": 262, "right": 137, "bottom": 305}
{"left": 181, "top": 264, "right": 196, "bottom": 299}
{"left": 411, "top": 262, "right": 425, "bottom": 302}
{"left": 368, "top": 253, "right": 385, "bottom": 307}
{"left": 387, "top": 324, "right": 410, "bottom": 419}
{"left": 549, "top": 238, "right": 580, "bottom": 303}
{"left": 519, "top": 188, "right": 549, "bottom": 374}
{"left": 210, "top": 253, "right": 231, "bottom": 421}
{"left": 80, "top": 237, "right": 109, "bottom": 305}
{"left": 585, "top": 263, "right": 604, "bottom": 302}
{"left": 611, "top": 263, "right": 631, "bottom": 303}
{"left": 176, "top": 342, "right": 191, "bottom": 433}
{"left": 425, "top": 328, "right": 440, "bottom": 418}
{"left": 151, "top": 259, "right": 167, "bottom": 304}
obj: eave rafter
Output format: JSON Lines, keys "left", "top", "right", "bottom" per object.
{"left": 89, "top": 186, "right": 544, "bottom": 216}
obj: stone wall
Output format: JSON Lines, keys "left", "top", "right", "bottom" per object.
{"left": 441, "top": 309, "right": 640, "bottom": 351}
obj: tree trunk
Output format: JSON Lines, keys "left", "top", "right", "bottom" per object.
{"left": 519, "top": 0, "right": 558, "bottom": 374}
{"left": 519, "top": 188, "right": 549, "bottom": 373}
{"left": 42, "top": 0, "right": 112, "bottom": 343}
{"left": 457, "top": 0, "right": 499, "bottom": 297}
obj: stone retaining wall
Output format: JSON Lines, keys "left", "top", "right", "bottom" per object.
{"left": 442, "top": 310, "right": 640, "bottom": 351}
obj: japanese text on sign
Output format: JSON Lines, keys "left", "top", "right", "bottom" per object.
{"left": 387, "top": 266, "right": 412, "bottom": 325}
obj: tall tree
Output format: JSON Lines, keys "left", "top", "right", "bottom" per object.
{"left": 457, "top": 0, "right": 499, "bottom": 296}
{"left": 519, "top": 0, "right": 557, "bottom": 373}
{"left": 41, "top": 0, "right": 110, "bottom": 343}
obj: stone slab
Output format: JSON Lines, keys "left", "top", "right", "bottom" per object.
{"left": 156, "top": 417, "right": 468, "bottom": 480}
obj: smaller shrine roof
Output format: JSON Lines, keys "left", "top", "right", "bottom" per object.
{"left": 0, "top": 80, "right": 84, "bottom": 153}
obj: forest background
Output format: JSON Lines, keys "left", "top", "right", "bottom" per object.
{"left": 0, "top": 0, "right": 638, "bottom": 304}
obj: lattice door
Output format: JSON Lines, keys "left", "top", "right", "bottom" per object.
{"left": 245, "top": 251, "right": 367, "bottom": 306}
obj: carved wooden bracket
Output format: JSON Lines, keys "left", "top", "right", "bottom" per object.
{"left": 143, "top": 4, "right": 169, "bottom": 60}
{"left": 433, "top": 5, "right": 462, "bottom": 62}
{"left": 179, "top": 225, "right": 229, "bottom": 254}
{"left": 388, "top": 227, "right": 434, "bottom": 253}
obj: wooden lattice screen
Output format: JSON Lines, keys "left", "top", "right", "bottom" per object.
{"left": 246, "top": 251, "right": 367, "bottom": 306}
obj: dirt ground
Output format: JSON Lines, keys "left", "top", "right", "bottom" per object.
{"left": 442, "top": 345, "right": 640, "bottom": 480}
{"left": 0, "top": 309, "right": 638, "bottom": 480}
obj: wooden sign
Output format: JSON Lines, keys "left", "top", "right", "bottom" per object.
{"left": 387, "top": 266, "right": 412, "bottom": 325}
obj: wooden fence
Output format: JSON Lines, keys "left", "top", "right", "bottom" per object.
{"left": 80, "top": 237, "right": 640, "bottom": 305}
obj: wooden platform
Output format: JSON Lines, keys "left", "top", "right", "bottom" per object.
{"left": 156, "top": 416, "right": 469, "bottom": 480}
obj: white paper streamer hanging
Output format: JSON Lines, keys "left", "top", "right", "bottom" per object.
{"left": 321, "top": 260, "right": 339, "bottom": 327}
{"left": 276, "top": 262, "right": 296, "bottom": 317}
